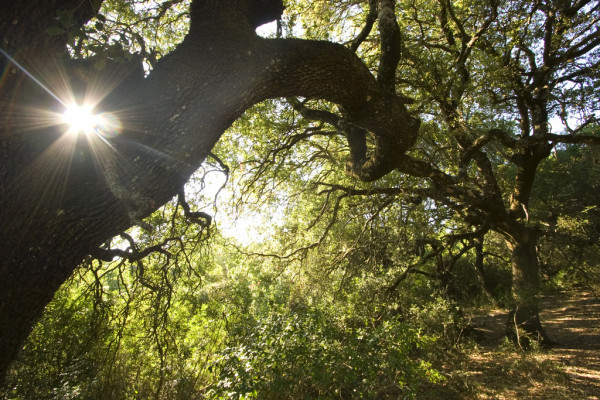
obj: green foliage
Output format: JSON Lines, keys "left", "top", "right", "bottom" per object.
{"left": 212, "top": 308, "right": 441, "bottom": 399}
{"left": 532, "top": 145, "right": 600, "bottom": 289}
{"left": 3, "top": 229, "right": 448, "bottom": 400}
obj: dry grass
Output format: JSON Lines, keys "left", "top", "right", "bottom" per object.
{"left": 422, "top": 290, "right": 600, "bottom": 399}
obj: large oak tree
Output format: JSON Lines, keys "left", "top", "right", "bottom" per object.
{"left": 0, "top": 0, "right": 419, "bottom": 378}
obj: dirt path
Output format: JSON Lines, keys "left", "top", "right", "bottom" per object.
{"left": 445, "top": 290, "right": 600, "bottom": 399}
{"left": 541, "top": 291, "right": 600, "bottom": 398}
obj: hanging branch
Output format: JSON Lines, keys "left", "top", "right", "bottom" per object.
{"left": 349, "top": 0, "right": 378, "bottom": 52}
{"left": 90, "top": 232, "right": 174, "bottom": 263}
{"left": 177, "top": 186, "right": 212, "bottom": 229}
{"left": 386, "top": 252, "right": 438, "bottom": 294}
{"left": 287, "top": 97, "right": 370, "bottom": 168}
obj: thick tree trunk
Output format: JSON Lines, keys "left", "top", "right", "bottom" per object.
{"left": 0, "top": 0, "right": 419, "bottom": 380}
{"left": 504, "top": 227, "right": 551, "bottom": 347}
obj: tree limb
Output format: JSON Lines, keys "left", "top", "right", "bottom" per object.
{"left": 349, "top": 0, "right": 378, "bottom": 52}
{"left": 376, "top": 0, "right": 402, "bottom": 93}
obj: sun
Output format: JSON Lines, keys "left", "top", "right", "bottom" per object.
{"left": 62, "top": 103, "right": 103, "bottom": 135}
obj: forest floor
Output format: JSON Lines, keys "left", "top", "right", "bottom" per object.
{"left": 432, "top": 289, "right": 600, "bottom": 399}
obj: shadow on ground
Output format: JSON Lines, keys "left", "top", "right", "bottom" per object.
{"left": 441, "top": 290, "right": 600, "bottom": 399}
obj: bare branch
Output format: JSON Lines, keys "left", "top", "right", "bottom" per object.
{"left": 91, "top": 235, "right": 174, "bottom": 263}
{"left": 386, "top": 251, "right": 437, "bottom": 294}
{"left": 233, "top": 193, "right": 348, "bottom": 261}
{"left": 178, "top": 187, "right": 212, "bottom": 229}
{"left": 553, "top": 27, "right": 600, "bottom": 65}
{"left": 519, "top": 132, "right": 600, "bottom": 146}
{"left": 315, "top": 181, "right": 405, "bottom": 197}
{"left": 461, "top": 129, "right": 518, "bottom": 165}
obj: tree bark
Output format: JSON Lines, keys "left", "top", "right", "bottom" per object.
{"left": 504, "top": 227, "right": 551, "bottom": 347}
{"left": 0, "top": 0, "right": 419, "bottom": 379}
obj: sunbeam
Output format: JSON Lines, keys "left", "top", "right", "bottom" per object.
{"left": 2, "top": 45, "right": 180, "bottom": 237}
{"left": 0, "top": 47, "right": 67, "bottom": 107}
{"left": 1, "top": 47, "right": 127, "bottom": 222}
{"left": 1, "top": 46, "right": 124, "bottom": 139}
